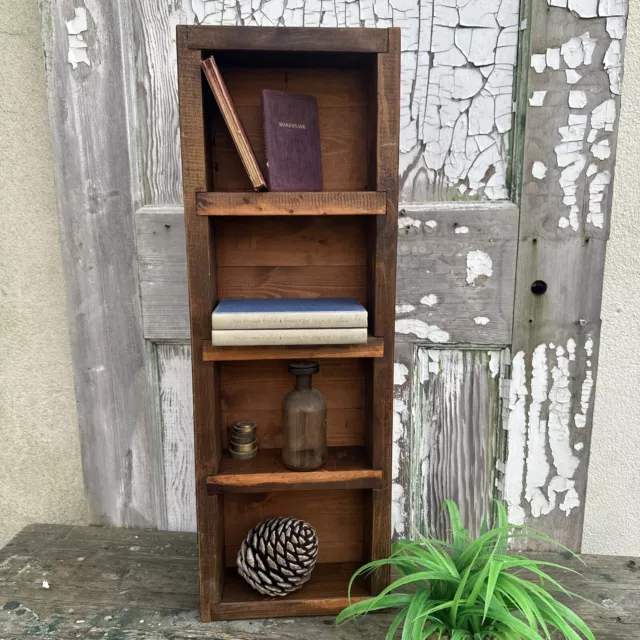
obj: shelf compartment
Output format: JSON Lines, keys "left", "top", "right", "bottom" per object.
{"left": 203, "top": 336, "right": 384, "bottom": 361}
{"left": 207, "top": 446, "right": 381, "bottom": 494}
{"left": 212, "top": 562, "right": 369, "bottom": 620}
{"left": 196, "top": 191, "right": 386, "bottom": 216}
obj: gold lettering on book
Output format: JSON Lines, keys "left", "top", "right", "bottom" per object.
{"left": 278, "top": 122, "right": 306, "bottom": 129}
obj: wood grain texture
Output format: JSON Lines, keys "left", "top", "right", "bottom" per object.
{"left": 223, "top": 489, "right": 365, "bottom": 566}
{"left": 207, "top": 447, "right": 381, "bottom": 494}
{"left": 197, "top": 191, "right": 385, "bottom": 215}
{"left": 368, "top": 29, "right": 400, "bottom": 595}
{"left": 203, "top": 336, "right": 383, "bottom": 361}
{"left": 157, "top": 344, "right": 197, "bottom": 532}
{"left": 40, "top": 0, "right": 167, "bottom": 529}
{"left": 211, "top": 67, "right": 371, "bottom": 192}
{"left": 397, "top": 202, "right": 519, "bottom": 345}
{"left": 410, "top": 349, "right": 505, "bottom": 541}
{"left": 214, "top": 215, "right": 367, "bottom": 266}
{"left": 185, "top": 25, "right": 389, "bottom": 52}
{"left": 221, "top": 409, "right": 365, "bottom": 450}
{"left": 506, "top": 0, "right": 629, "bottom": 551}
{"left": 135, "top": 207, "right": 189, "bottom": 340}
{"left": 2, "top": 525, "right": 639, "bottom": 638}
{"left": 176, "top": 29, "right": 222, "bottom": 619}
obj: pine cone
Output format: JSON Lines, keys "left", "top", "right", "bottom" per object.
{"left": 237, "top": 517, "right": 319, "bottom": 596}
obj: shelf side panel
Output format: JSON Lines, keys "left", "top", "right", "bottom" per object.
{"left": 366, "top": 29, "right": 400, "bottom": 595}
{"left": 176, "top": 32, "right": 223, "bottom": 621}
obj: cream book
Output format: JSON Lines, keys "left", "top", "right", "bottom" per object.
{"left": 211, "top": 327, "right": 368, "bottom": 347}
{"left": 211, "top": 298, "right": 367, "bottom": 330}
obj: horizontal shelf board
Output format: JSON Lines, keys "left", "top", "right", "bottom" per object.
{"left": 196, "top": 191, "right": 386, "bottom": 216}
{"left": 212, "top": 562, "right": 369, "bottom": 620}
{"left": 203, "top": 336, "right": 384, "bottom": 361}
{"left": 208, "top": 446, "right": 381, "bottom": 494}
{"left": 184, "top": 25, "right": 390, "bottom": 53}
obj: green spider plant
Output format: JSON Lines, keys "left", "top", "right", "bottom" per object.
{"left": 336, "top": 500, "right": 594, "bottom": 640}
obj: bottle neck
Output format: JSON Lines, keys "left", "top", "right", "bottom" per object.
{"left": 295, "top": 374, "right": 313, "bottom": 391}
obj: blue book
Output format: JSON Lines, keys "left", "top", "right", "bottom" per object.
{"left": 211, "top": 298, "right": 367, "bottom": 330}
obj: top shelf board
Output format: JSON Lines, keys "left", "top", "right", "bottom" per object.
{"left": 196, "top": 191, "right": 386, "bottom": 216}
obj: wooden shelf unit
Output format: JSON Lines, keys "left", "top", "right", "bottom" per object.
{"left": 177, "top": 25, "right": 400, "bottom": 622}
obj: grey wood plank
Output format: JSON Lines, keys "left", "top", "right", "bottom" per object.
{"left": 157, "top": 344, "right": 197, "bottom": 533}
{"left": 397, "top": 203, "right": 518, "bottom": 346}
{"left": 135, "top": 207, "right": 189, "bottom": 340}
{"left": 136, "top": 203, "right": 517, "bottom": 346}
{"left": 505, "top": 0, "right": 629, "bottom": 551}
{"left": 410, "top": 349, "right": 506, "bottom": 540}
{"left": 40, "top": 1, "right": 166, "bottom": 528}
{"left": 1, "top": 525, "right": 638, "bottom": 638}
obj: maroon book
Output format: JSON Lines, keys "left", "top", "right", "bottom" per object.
{"left": 261, "top": 90, "right": 323, "bottom": 192}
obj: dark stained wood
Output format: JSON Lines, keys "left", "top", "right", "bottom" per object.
{"left": 221, "top": 408, "right": 365, "bottom": 450}
{"left": 217, "top": 265, "right": 367, "bottom": 301}
{"left": 207, "top": 446, "right": 381, "bottom": 494}
{"left": 213, "top": 562, "right": 369, "bottom": 620}
{"left": 367, "top": 28, "right": 400, "bottom": 595}
{"left": 178, "top": 25, "right": 397, "bottom": 620}
{"left": 203, "top": 336, "right": 384, "bottom": 361}
{"left": 210, "top": 67, "right": 371, "bottom": 192}
{"left": 220, "top": 359, "right": 366, "bottom": 412}
{"left": 214, "top": 215, "right": 367, "bottom": 267}
{"left": 183, "top": 25, "right": 389, "bottom": 53}
{"left": 223, "top": 490, "right": 365, "bottom": 566}
{"left": 197, "top": 191, "right": 386, "bottom": 216}
{"left": 177, "top": 30, "right": 222, "bottom": 621}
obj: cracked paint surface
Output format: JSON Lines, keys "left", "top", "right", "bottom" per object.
{"left": 392, "top": 363, "right": 410, "bottom": 537}
{"left": 505, "top": 337, "right": 594, "bottom": 523}
{"left": 191, "top": 0, "right": 520, "bottom": 201}
{"left": 396, "top": 318, "right": 450, "bottom": 343}
{"left": 528, "top": 0, "right": 628, "bottom": 232}
{"left": 66, "top": 6, "right": 90, "bottom": 69}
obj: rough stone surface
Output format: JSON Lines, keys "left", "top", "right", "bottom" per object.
{"left": 0, "top": 0, "right": 86, "bottom": 547}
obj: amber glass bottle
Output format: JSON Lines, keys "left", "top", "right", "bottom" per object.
{"left": 282, "top": 361, "right": 327, "bottom": 471}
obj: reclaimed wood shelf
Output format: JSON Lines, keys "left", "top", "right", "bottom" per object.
{"left": 215, "top": 562, "right": 368, "bottom": 620}
{"left": 177, "top": 24, "right": 399, "bottom": 622}
{"left": 202, "top": 336, "right": 384, "bottom": 361}
{"left": 207, "top": 446, "right": 382, "bottom": 494}
{"left": 196, "top": 191, "right": 387, "bottom": 216}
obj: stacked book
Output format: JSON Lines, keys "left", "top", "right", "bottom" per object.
{"left": 211, "top": 298, "right": 368, "bottom": 346}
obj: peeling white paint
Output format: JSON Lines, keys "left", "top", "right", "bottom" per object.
{"left": 606, "top": 16, "right": 626, "bottom": 39}
{"left": 569, "top": 91, "right": 587, "bottom": 109}
{"left": 560, "top": 32, "right": 596, "bottom": 69}
{"left": 454, "top": 226, "right": 469, "bottom": 234}
{"left": 529, "top": 91, "right": 547, "bottom": 106}
{"left": 505, "top": 351, "right": 526, "bottom": 525}
{"left": 392, "top": 483, "right": 407, "bottom": 537}
{"left": 420, "top": 294, "right": 438, "bottom": 306}
{"left": 66, "top": 7, "right": 90, "bottom": 69}
{"left": 531, "top": 54, "right": 547, "bottom": 73}
{"left": 399, "top": 216, "right": 422, "bottom": 230}
{"left": 474, "top": 316, "right": 490, "bottom": 325}
{"left": 587, "top": 170, "right": 611, "bottom": 228}
{"left": 396, "top": 318, "right": 450, "bottom": 343}
{"left": 566, "top": 69, "right": 582, "bottom": 84}
{"left": 599, "top": 0, "right": 629, "bottom": 17}
{"left": 424, "top": 220, "right": 438, "bottom": 229}
{"left": 466, "top": 250, "right": 493, "bottom": 285}
{"left": 604, "top": 40, "right": 622, "bottom": 95}
{"left": 489, "top": 351, "right": 501, "bottom": 378}
{"left": 568, "top": 0, "right": 598, "bottom": 18}
{"left": 591, "top": 99, "right": 617, "bottom": 132}
{"left": 591, "top": 139, "right": 611, "bottom": 160}
{"left": 394, "top": 363, "right": 409, "bottom": 386}
{"left": 526, "top": 345, "right": 551, "bottom": 517}
{"left": 396, "top": 303, "right": 416, "bottom": 315}
{"left": 532, "top": 161, "right": 547, "bottom": 179}
{"left": 546, "top": 47, "right": 561, "bottom": 70}
{"left": 574, "top": 442, "right": 585, "bottom": 451}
